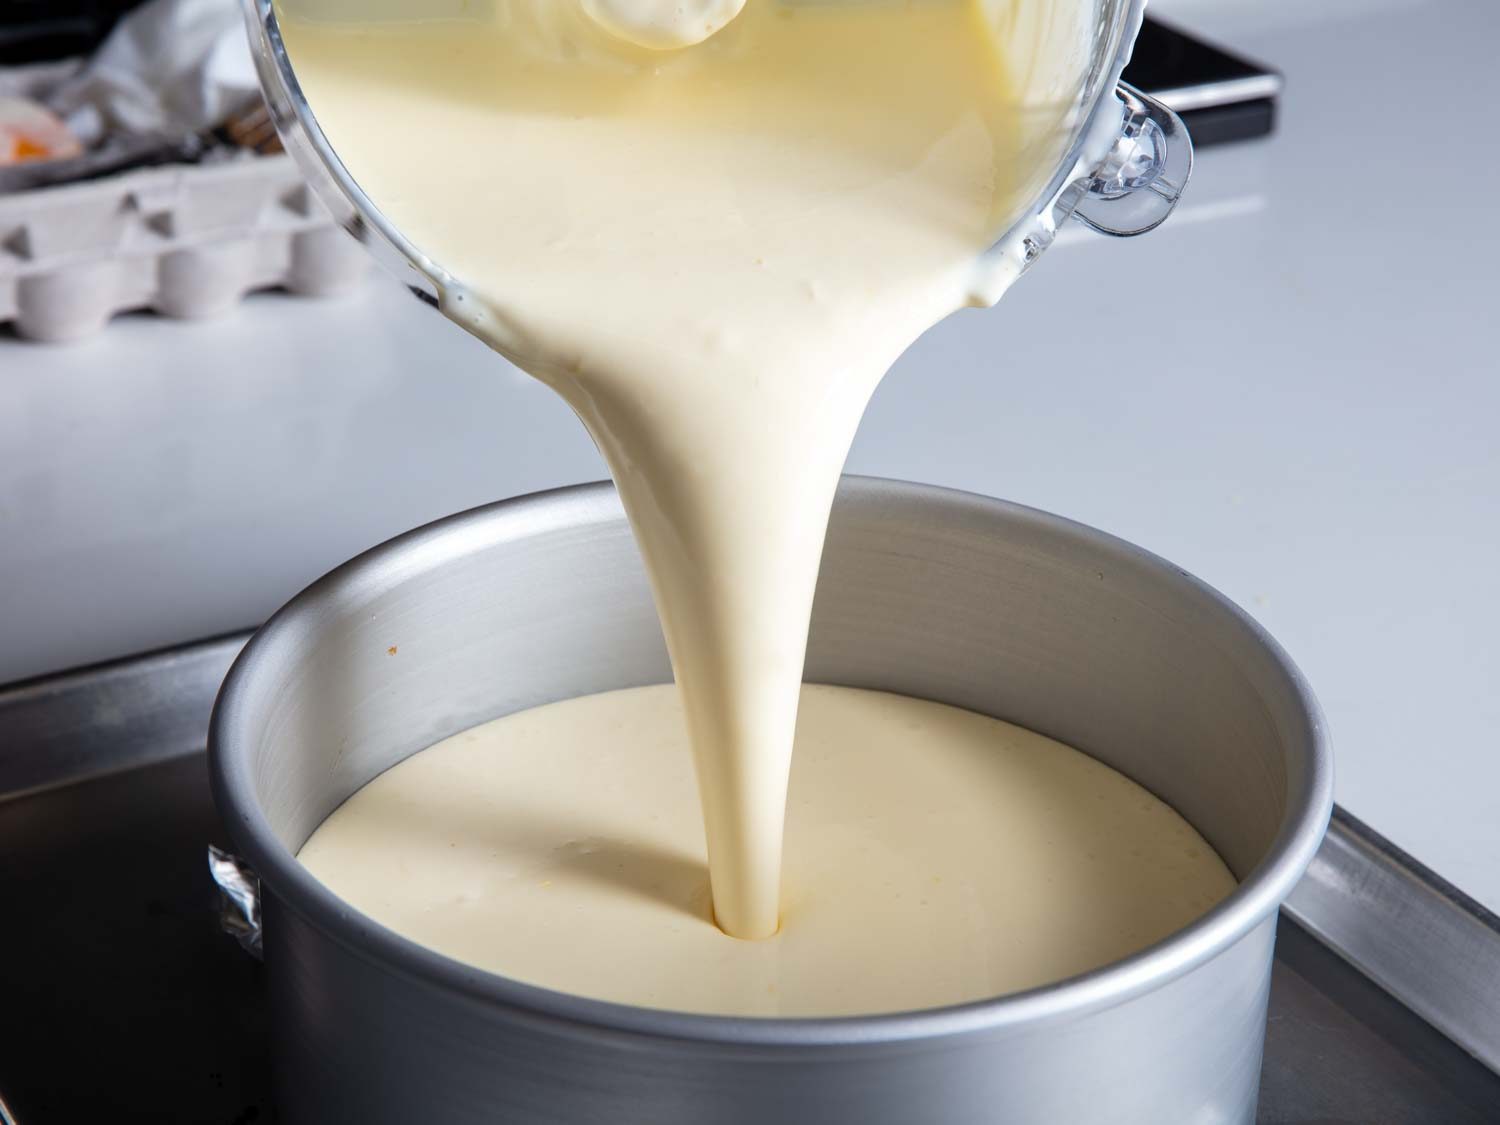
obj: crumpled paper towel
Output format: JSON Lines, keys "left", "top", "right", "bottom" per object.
{"left": 47, "top": 0, "right": 259, "bottom": 146}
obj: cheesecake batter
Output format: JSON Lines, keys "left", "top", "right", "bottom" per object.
{"left": 300, "top": 684, "right": 1236, "bottom": 1017}
{"left": 581, "top": 0, "right": 747, "bottom": 49}
{"left": 278, "top": 0, "right": 1084, "bottom": 939}
{"left": 276, "top": 0, "right": 1231, "bottom": 991}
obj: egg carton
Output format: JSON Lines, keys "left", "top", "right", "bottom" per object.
{"left": 0, "top": 152, "right": 368, "bottom": 343}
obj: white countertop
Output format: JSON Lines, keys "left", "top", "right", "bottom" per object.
{"left": 2, "top": 1, "right": 1497, "bottom": 904}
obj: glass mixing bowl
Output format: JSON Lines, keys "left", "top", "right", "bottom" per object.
{"left": 242, "top": 0, "right": 1191, "bottom": 312}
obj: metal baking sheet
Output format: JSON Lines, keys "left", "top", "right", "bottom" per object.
{"left": 2, "top": 638, "right": 1498, "bottom": 1123}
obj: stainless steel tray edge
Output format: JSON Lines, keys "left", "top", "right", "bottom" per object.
{"left": 1285, "top": 806, "right": 1500, "bottom": 1075}
{"left": 0, "top": 633, "right": 248, "bottom": 804}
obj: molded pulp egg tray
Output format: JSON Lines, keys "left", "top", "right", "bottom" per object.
{"left": 0, "top": 153, "right": 366, "bottom": 343}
